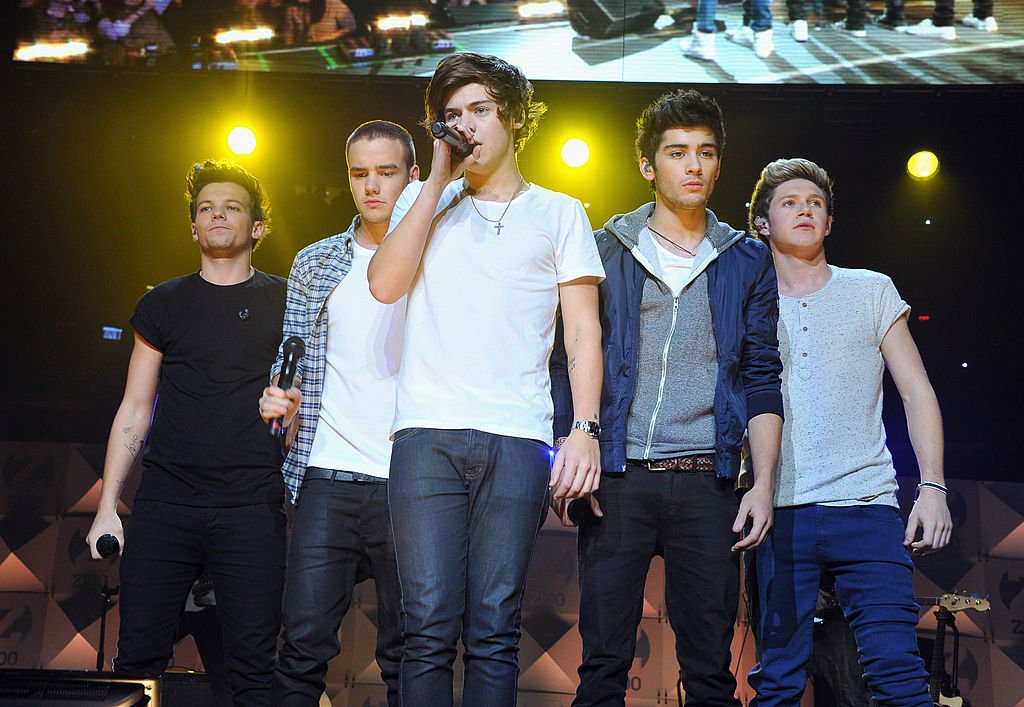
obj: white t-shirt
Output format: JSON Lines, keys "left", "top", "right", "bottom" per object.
{"left": 308, "top": 239, "right": 406, "bottom": 478}
{"left": 387, "top": 179, "right": 605, "bottom": 444}
{"left": 775, "top": 265, "right": 910, "bottom": 508}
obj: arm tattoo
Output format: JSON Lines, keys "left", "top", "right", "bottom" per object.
{"left": 121, "top": 426, "right": 141, "bottom": 457}
{"left": 568, "top": 356, "right": 577, "bottom": 374}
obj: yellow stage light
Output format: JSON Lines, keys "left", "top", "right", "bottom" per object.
{"left": 15, "top": 40, "right": 89, "bottom": 61}
{"left": 215, "top": 27, "right": 274, "bottom": 44}
{"left": 519, "top": 2, "right": 567, "bottom": 18}
{"left": 228, "top": 127, "right": 257, "bottom": 155}
{"left": 907, "top": 151, "right": 939, "bottom": 181}
{"left": 561, "top": 138, "right": 590, "bottom": 168}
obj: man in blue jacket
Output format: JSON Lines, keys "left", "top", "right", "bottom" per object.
{"left": 553, "top": 88, "right": 783, "bottom": 706}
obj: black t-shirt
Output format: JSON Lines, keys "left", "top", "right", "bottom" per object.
{"left": 129, "top": 270, "right": 286, "bottom": 507}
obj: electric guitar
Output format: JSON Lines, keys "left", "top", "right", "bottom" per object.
{"left": 920, "top": 592, "right": 990, "bottom": 707}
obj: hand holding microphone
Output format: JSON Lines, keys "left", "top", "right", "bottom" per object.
{"left": 270, "top": 336, "right": 305, "bottom": 438}
{"left": 430, "top": 121, "right": 474, "bottom": 159}
{"left": 97, "top": 534, "right": 120, "bottom": 558}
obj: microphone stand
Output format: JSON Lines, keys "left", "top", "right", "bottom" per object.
{"left": 97, "top": 583, "right": 120, "bottom": 671}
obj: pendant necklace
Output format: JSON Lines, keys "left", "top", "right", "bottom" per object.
{"left": 469, "top": 177, "right": 526, "bottom": 236}
{"left": 647, "top": 219, "right": 702, "bottom": 257}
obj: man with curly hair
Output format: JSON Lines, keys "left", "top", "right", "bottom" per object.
{"left": 368, "top": 52, "right": 605, "bottom": 707}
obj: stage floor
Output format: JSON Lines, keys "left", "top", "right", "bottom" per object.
{"left": 236, "top": 0, "right": 1024, "bottom": 83}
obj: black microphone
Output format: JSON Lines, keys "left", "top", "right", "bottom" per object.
{"left": 272, "top": 336, "right": 305, "bottom": 438}
{"left": 430, "top": 121, "right": 474, "bottom": 159}
{"left": 97, "top": 534, "right": 120, "bottom": 558}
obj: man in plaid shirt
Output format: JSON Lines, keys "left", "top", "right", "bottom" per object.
{"left": 259, "top": 120, "right": 419, "bottom": 707}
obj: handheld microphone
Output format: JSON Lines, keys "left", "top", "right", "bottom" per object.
{"left": 97, "top": 534, "right": 120, "bottom": 558}
{"left": 272, "top": 336, "right": 305, "bottom": 438}
{"left": 430, "top": 121, "right": 474, "bottom": 159}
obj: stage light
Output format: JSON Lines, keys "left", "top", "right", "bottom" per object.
{"left": 519, "top": 2, "right": 567, "bottom": 19}
{"left": 215, "top": 27, "right": 274, "bottom": 44}
{"left": 378, "top": 14, "right": 426, "bottom": 31}
{"left": 228, "top": 127, "right": 257, "bottom": 155}
{"left": 562, "top": 139, "right": 590, "bottom": 168}
{"left": 907, "top": 151, "right": 939, "bottom": 181}
{"left": 15, "top": 40, "right": 89, "bottom": 61}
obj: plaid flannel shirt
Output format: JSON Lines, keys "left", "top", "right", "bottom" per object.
{"left": 270, "top": 217, "right": 359, "bottom": 503}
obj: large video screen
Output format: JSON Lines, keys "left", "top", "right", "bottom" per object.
{"left": 13, "top": 1, "right": 1023, "bottom": 83}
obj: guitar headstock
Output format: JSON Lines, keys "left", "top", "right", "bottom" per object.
{"left": 939, "top": 592, "right": 990, "bottom": 613}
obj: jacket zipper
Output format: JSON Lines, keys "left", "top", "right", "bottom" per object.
{"left": 643, "top": 296, "right": 679, "bottom": 458}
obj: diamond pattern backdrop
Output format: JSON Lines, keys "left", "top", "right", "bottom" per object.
{"left": 0, "top": 443, "right": 1018, "bottom": 705}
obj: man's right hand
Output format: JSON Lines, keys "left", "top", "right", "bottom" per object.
{"left": 259, "top": 384, "right": 301, "bottom": 427}
{"left": 86, "top": 513, "right": 124, "bottom": 560}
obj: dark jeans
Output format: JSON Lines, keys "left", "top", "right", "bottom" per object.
{"left": 272, "top": 476, "right": 402, "bottom": 707}
{"left": 175, "top": 606, "right": 231, "bottom": 707}
{"left": 749, "top": 505, "right": 930, "bottom": 707}
{"left": 574, "top": 465, "right": 742, "bottom": 707}
{"left": 929, "top": 0, "right": 993, "bottom": 25}
{"left": 388, "top": 428, "right": 551, "bottom": 707}
{"left": 115, "top": 500, "right": 286, "bottom": 707}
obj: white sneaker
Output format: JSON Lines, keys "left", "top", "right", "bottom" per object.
{"left": 754, "top": 28, "right": 773, "bottom": 58}
{"left": 961, "top": 14, "right": 998, "bottom": 31}
{"left": 725, "top": 25, "right": 755, "bottom": 46}
{"left": 683, "top": 30, "right": 716, "bottom": 61}
{"left": 906, "top": 18, "right": 957, "bottom": 39}
{"left": 830, "top": 19, "right": 867, "bottom": 37}
{"left": 791, "top": 18, "right": 809, "bottom": 41}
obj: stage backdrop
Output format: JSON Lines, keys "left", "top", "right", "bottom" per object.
{"left": 0, "top": 441, "right": 1018, "bottom": 706}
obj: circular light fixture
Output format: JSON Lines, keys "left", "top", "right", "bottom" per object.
{"left": 907, "top": 151, "right": 939, "bottom": 181}
{"left": 228, "top": 126, "right": 257, "bottom": 155}
{"left": 561, "top": 138, "right": 590, "bottom": 168}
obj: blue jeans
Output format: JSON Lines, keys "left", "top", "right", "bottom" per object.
{"left": 116, "top": 500, "right": 286, "bottom": 707}
{"left": 698, "top": 0, "right": 772, "bottom": 32}
{"left": 749, "top": 505, "right": 930, "bottom": 707}
{"left": 388, "top": 428, "right": 551, "bottom": 707}
{"left": 273, "top": 476, "right": 402, "bottom": 707}
{"left": 574, "top": 466, "right": 741, "bottom": 707}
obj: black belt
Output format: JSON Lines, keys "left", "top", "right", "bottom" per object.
{"left": 305, "top": 466, "right": 387, "bottom": 484}
{"left": 628, "top": 454, "right": 716, "bottom": 472}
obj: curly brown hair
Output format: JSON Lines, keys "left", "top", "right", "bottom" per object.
{"left": 423, "top": 52, "right": 547, "bottom": 153}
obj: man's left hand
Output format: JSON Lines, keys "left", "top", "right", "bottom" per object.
{"left": 550, "top": 430, "right": 600, "bottom": 500}
{"left": 905, "top": 487, "right": 952, "bottom": 555}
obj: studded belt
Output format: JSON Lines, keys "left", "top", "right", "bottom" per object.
{"left": 629, "top": 454, "right": 716, "bottom": 472}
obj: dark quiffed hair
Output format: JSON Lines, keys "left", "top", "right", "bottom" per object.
{"left": 423, "top": 52, "right": 547, "bottom": 153}
{"left": 748, "top": 158, "right": 834, "bottom": 241}
{"left": 346, "top": 120, "right": 417, "bottom": 171}
{"left": 635, "top": 89, "right": 726, "bottom": 166}
{"left": 185, "top": 159, "right": 271, "bottom": 250}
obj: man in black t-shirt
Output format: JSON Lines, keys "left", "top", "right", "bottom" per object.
{"left": 87, "top": 159, "right": 287, "bottom": 707}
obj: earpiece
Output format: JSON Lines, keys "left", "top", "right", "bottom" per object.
{"left": 753, "top": 216, "right": 770, "bottom": 236}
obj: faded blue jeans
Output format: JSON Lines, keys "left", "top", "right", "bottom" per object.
{"left": 388, "top": 428, "right": 551, "bottom": 707}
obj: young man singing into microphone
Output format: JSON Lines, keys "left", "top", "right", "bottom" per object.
{"left": 367, "top": 52, "right": 606, "bottom": 707}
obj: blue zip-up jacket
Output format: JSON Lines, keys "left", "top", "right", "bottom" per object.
{"left": 551, "top": 202, "right": 783, "bottom": 480}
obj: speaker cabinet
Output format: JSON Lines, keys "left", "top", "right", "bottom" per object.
{"left": 0, "top": 669, "right": 157, "bottom": 706}
{"left": 568, "top": 0, "right": 667, "bottom": 38}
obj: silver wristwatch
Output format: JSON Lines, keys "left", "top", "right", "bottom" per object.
{"left": 572, "top": 420, "right": 601, "bottom": 439}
